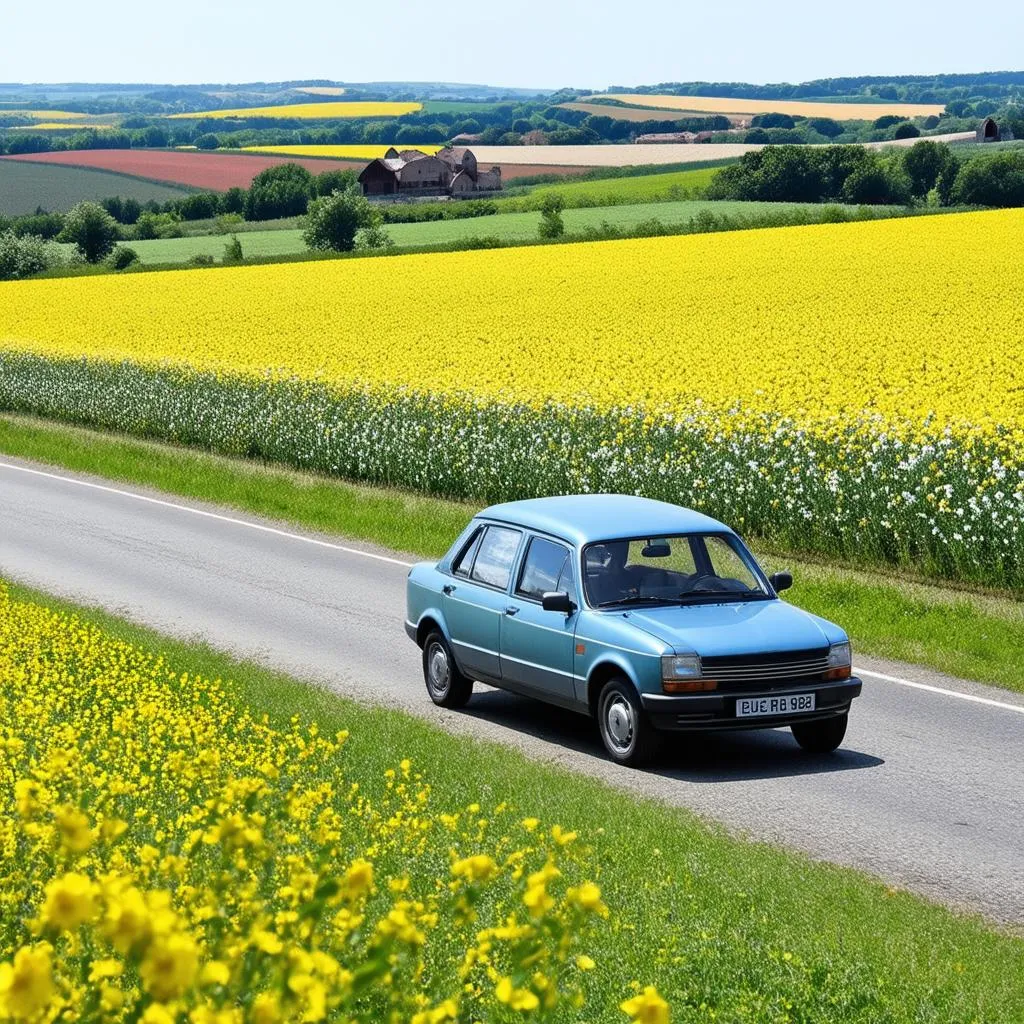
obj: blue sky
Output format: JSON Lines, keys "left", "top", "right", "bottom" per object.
{"left": 6, "top": 0, "right": 1023, "bottom": 88}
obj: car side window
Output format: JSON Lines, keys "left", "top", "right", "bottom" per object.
{"left": 451, "top": 528, "right": 484, "bottom": 578}
{"left": 470, "top": 527, "right": 522, "bottom": 590}
{"left": 516, "top": 537, "right": 571, "bottom": 601}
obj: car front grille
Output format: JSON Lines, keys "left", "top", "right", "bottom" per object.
{"left": 700, "top": 648, "right": 831, "bottom": 691}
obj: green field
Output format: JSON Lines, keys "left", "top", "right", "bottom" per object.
{"left": 89, "top": 199, "right": 883, "bottom": 266}
{"left": 502, "top": 165, "right": 722, "bottom": 208}
{"left": 0, "top": 159, "right": 190, "bottom": 215}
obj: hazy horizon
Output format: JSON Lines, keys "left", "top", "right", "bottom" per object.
{"left": 5, "top": 0, "right": 1023, "bottom": 92}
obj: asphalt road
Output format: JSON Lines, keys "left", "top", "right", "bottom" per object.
{"left": 2, "top": 456, "right": 1022, "bottom": 925}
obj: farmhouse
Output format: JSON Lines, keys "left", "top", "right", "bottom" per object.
{"left": 634, "top": 131, "right": 713, "bottom": 144}
{"left": 977, "top": 117, "right": 1014, "bottom": 142}
{"left": 358, "top": 146, "right": 501, "bottom": 197}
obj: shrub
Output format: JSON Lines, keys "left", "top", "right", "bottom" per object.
{"left": 194, "top": 133, "right": 220, "bottom": 150}
{"left": 950, "top": 152, "right": 1024, "bottom": 207}
{"left": 215, "top": 212, "right": 244, "bottom": 234}
{"left": 245, "top": 163, "right": 314, "bottom": 221}
{"left": 303, "top": 188, "right": 374, "bottom": 252}
{"left": 841, "top": 164, "right": 898, "bottom": 205}
{"left": 221, "top": 186, "right": 247, "bottom": 214}
{"left": 107, "top": 245, "right": 139, "bottom": 271}
{"left": 313, "top": 169, "right": 358, "bottom": 197}
{"left": 356, "top": 220, "right": 393, "bottom": 251}
{"left": 188, "top": 253, "right": 216, "bottom": 266}
{"left": 101, "top": 196, "right": 143, "bottom": 225}
{"left": 223, "top": 235, "right": 244, "bottom": 263}
{"left": 902, "top": 140, "right": 955, "bottom": 197}
{"left": 175, "top": 192, "right": 221, "bottom": 221}
{"left": 893, "top": 122, "right": 921, "bottom": 140}
{"left": 873, "top": 115, "right": 903, "bottom": 129}
{"left": 9, "top": 211, "right": 64, "bottom": 240}
{"left": 807, "top": 117, "right": 844, "bottom": 138}
{"left": 537, "top": 193, "right": 565, "bottom": 239}
{"left": 134, "top": 211, "right": 181, "bottom": 241}
{"left": 0, "top": 232, "right": 63, "bottom": 281}
{"left": 752, "top": 112, "right": 796, "bottom": 130}
{"left": 58, "top": 202, "right": 119, "bottom": 263}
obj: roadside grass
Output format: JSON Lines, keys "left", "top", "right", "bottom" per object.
{"left": 5, "top": 575, "right": 1024, "bottom": 1022}
{"left": 2, "top": 413, "right": 1021, "bottom": 694}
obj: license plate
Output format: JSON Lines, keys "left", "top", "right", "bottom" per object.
{"left": 736, "top": 693, "right": 816, "bottom": 718}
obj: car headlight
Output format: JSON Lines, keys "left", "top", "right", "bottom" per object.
{"left": 825, "top": 641, "right": 852, "bottom": 680}
{"left": 661, "top": 655, "right": 717, "bottom": 693}
{"left": 662, "top": 654, "right": 701, "bottom": 679}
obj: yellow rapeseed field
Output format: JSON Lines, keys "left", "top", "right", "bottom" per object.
{"left": 1, "top": 209, "right": 1020, "bottom": 443}
{"left": 588, "top": 94, "right": 945, "bottom": 120}
{"left": 238, "top": 144, "right": 444, "bottom": 159}
{"left": 168, "top": 102, "right": 421, "bottom": 120}
{"left": 1, "top": 209, "right": 1021, "bottom": 584}
{"left": 0, "top": 583, "right": 661, "bottom": 1022}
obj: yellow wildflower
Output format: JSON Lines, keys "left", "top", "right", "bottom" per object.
{"left": 621, "top": 985, "right": 670, "bottom": 1024}
{"left": 496, "top": 976, "right": 540, "bottom": 1011}
{"left": 41, "top": 872, "right": 98, "bottom": 931}
{"left": 0, "top": 944, "right": 55, "bottom": 1020}
{"left": 141, "top": 932, "right": 200, "bottom": 1000}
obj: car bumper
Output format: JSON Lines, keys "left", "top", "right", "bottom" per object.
{"left": 641, "top": 678, "right": 862, "bottom": 732}
{"left": 404, "top": 619, "right": 418, "bottom": 643}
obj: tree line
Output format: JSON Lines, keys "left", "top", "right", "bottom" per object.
{"left": 706, "top": 142, "right": 1024, "bottom": 207}
{"left": 615, "top": 71, "right": 1024, "bottom": 104}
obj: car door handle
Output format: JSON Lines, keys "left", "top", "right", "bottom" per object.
{"left": 504, "top": 606, "right": 520, "bottom": 616}
{"left": 442, "top": 584, "right": 456, "bottom": 595}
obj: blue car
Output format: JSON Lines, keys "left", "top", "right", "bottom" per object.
{"left": 405, "top": 495, "right": 861, "bottom": 766}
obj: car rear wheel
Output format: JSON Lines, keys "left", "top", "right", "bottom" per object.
{"left": 422, "top": 631, "right": 473, "bottom": 709}
{"left": 597, "top": 678, "right": 661, "bottom": 767}
{"left": 791, "top": 712, "right": 848, "bottom": 753}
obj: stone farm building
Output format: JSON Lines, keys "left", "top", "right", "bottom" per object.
{"left": 358, "top": 146, "right": 502, "bottom": 197}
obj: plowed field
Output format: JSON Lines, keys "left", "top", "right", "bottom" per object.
{"left": 0, "top": 150, "right": 365, "bottom": 191}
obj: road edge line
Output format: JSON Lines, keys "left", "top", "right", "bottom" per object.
{"left": 5, "top": 458, "right": 1023, "bottom": 716}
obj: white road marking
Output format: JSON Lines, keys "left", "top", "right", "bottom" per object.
{"left": 3, "top": 459, "right": 1023, "bottom": 717}
{"left": 0, "top": 460, "right": 415, "bottom": 568}
{"left": 854, "top": 667, "right": 1024, "bottom": 715}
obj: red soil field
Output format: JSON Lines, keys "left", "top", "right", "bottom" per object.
{"left": 2, "top": 150, "right": 597, "bottom": 191}
{"left": 0, "top": 150, "right": 366, "bottom": 191}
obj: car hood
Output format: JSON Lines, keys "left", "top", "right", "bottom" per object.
{"left": 624, "top": 599, "right": 842, "bottom": 658}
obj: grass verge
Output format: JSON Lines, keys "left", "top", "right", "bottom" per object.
{"left": 1, "top": 413, "right": 1021, "bottom": 694}
{"left": 5, "top": 576, "right": 1024, "bottom": 1021}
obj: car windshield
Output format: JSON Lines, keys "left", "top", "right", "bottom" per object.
{"left": 582, "top": 533, "right": 770, "bottom": 608}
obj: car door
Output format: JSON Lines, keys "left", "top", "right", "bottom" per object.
{"left": 500, "top": 535, "right": 578, "bottom": 702}
{"left": 441, "top": 524, "right": 522, "bottom": 683}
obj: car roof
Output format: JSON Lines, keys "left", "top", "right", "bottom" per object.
{"left": 476, "top": 494, "right": 730, "bottom": 547}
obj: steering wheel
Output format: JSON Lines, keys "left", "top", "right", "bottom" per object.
{"left": 680, "top": 573, "right": 728, "bottom": 594}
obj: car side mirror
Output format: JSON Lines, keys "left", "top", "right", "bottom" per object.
{"left": 541, "top": 591, "right": 576, "bottom": 614}
{"left": 769, "top": 571, "right": 793, "bottom": 593}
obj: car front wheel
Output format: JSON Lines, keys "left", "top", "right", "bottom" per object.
{"left": 791, "top": 712, "right": 848, "bottom": 753}
{"left": 422, "top": 631, "right": 473, "bottom": 709}
{"left": 597, "top": 678, "right": 661, "bottom": 767}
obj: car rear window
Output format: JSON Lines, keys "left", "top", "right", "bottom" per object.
{"left": 471, "top": 526, "right": 521, "bottom": 590}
